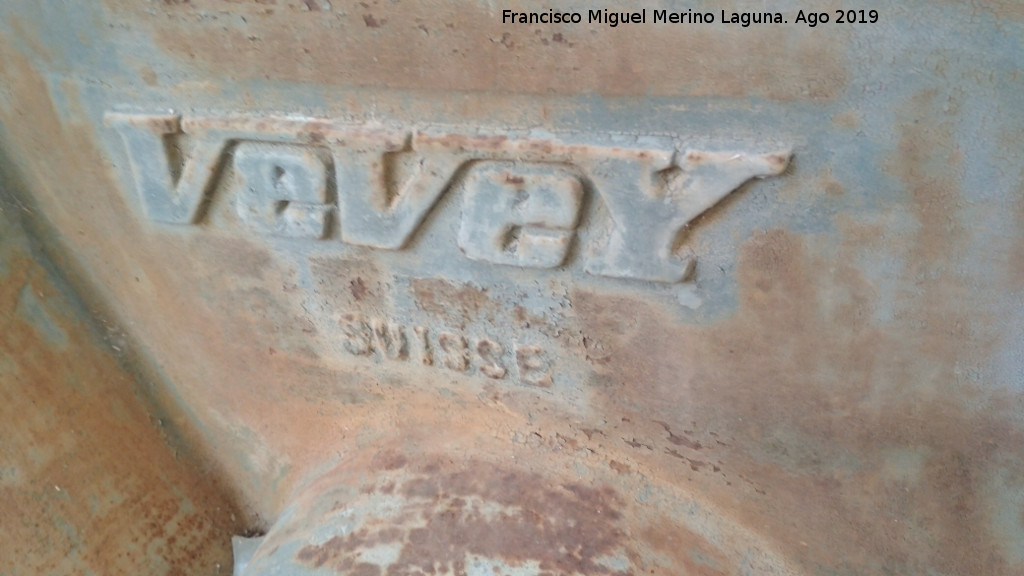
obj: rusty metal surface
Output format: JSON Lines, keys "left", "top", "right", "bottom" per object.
{"left": 244, "top": 453, "right": 798, "bottom": 575}
{"left": 0, "top": 201, "right": 240, "bottom": 574}
{"left": 1, "top": 1, "right": 1023, "bottom": 575}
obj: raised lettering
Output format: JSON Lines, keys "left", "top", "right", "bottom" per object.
{"left": 583, "top": 150, "right": 791, "bottom": 283}
{"left": 371, "top": 319, "right": 408, "bottom": 360}
{"left": 107, "top": 112, "right": 792, "bottom": 287}
{"left": 106, "top": 112, "right": 231, "bottom": 224}
{"left": 457, "top": 162, "right": 583, "bottom": 269}
{"left": 475, "top": 338, "right": 507, "bottom": 379}
{"left": 438, "top": 332, "right": 469, "bottom": 372}
{"left": 334, "top": 135, "right": 461, "bottom": 249}
{"left": 515, "top": 344, "right": 552, "bottom": 388}
{"left": 413, "top": 326, "right": 433, "bottom": 366}
{"left": 334, "top": 314, "right": 555, "bottom": 385}
{"left": 340, "top": 313, "right": 374, "bottom": 356}
{"left": 234, "top": 143, "right": 333, "bottom": 238}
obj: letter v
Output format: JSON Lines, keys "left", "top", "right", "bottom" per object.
{"left": 334, "top": 133, "right": 462, "bottom": 249}
{"left": 106, "top": 112, "right": 230, "bottom": 224}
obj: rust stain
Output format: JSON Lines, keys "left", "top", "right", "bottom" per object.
{"left": 349, "top": 276, "right": 368, "bottom": 301}
{"left": 0, "top": 209, "right": 240, "bottom": 572}
{"left": 641, "top": 518, "right": 730, "bottom": 576}
{"left": 888, "top": 89, "right": 964, "bottom": 264}
{"left": 0, "top": 30, "right": 284, "bottom": 524}
{"left": 416, "top": 132, "right": 510, "bottom": 152}
{"left": 256, "top": 447, "right": 766, "bottom": 576}
{"left": 572, "top": 218, "right": 1021, "bottom": 574}
{"left": 512, "top": 304, "right": 549, "bottom": 329}
{"left": 560, "top": 90, "right": 1016, "bottom": 571}
{"left": 370, "top": 450, "right": 408, "bottom": 471}
{"left": 655, "top": 420, "right": 702, "bottom": 451}
{"left": 102, "top": 0, "right": 848, "bottom": 100}
{"left": 411, "top": 277, "right": 495, "bottom": 325}
{"left": 608, "top": 459, "right": 631, "bottom": 474}
{"left": 296, "top": 461, "right": 629, "bottom": 576}
{"left": 2, "top": 6, "right": 1022, "bottom": 576}
{"left": 310, "top": 257, "right": 385, "bottom": 310}
{"left": 189, "top": 236, "right": 273, "bottom": 281}
{"left": 665, "top": 449, "right": 708, "bottom": 472}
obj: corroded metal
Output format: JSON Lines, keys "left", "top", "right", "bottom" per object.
{"left": 0, "top": 203, "right": 239, "bottom": 573}
{"left": 243, "top": 455, "right": 798, "bottom": 575}
{"left": 1, "top": 1, "right": 1023, "bottom": 575}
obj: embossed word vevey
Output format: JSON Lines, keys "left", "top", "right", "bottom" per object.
{"left": 107, "top": 112, "right": 790, "bottom": 283}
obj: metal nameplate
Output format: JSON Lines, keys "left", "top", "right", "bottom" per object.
{"left": 106, "top": 112, "right": 790, "bottom": 285}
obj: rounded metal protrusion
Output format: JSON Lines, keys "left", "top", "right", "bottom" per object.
{"left": 237, "top": 453, "right": 801, "bottom": 576}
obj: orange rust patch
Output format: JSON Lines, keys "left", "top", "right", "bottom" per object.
{"left": 101, "top": 0, "right": 847, "bottom": 101}
{"left": 572, "top": 222, "right": 1022, "bottom": 575}
{"left": 608, "top": 459, "right": 631, "bottom": 474}
{"left": 642, "top": 518, "right": 731, "bottom": 576}
{"left": 189, "top": 236, "right": 273, "bottom": 281}
{"left": 655, "top": 420, "right": 703, "bottom": 451}
{"left": 2, "top": 6, "right": 1023, "bottom": 576}
{"left": 411, "top": 277, "right": 495, "bottom": 325}
{"left": 370, "top": 450, "right": 408, "bottom": 471}
{"left": 0, "top": 32, "right": 287, "bottom": 522}
{"left": 349, "top": 277, "right": 369, "bottom": 301}
{"left": 0, "top": 211, "right": 240, "bottom": 573}
{"left": 887, "top": 89, "right": 964, "bottom": 264}
{"left": 296, "top": 461, "right": 629, "bottom": 576}
{"left": 310, "top": 256, "right": 385, "bottom": 311}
